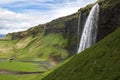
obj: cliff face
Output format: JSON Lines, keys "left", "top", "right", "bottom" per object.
{"left": 97, "top": 0, "right": 120, "bottom": 41}
{"left": 44, "top": 13, "right": 78, "bottom": 55}
{"left": 6, "top": 0, "right": 120, "bottom": 56}
{"left": 42, "top": 0, "right": 120, "bottom": 55}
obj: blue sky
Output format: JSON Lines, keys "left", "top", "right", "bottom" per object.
{"left": 0, "top": 0, "right": 96, "bottom": 34}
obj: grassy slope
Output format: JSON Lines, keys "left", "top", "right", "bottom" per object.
{"left": 0, "top": 37, "right": 32, "bottom": 59}
{"left": 34, "top": 28, "right": 120, "bottom": 80}
{"left": 0, "top": 39, "right": 16, "bottom": 58}
{"left": 17, "top": 33, "right": 68, "bottom": 61}
{"left": 0, "top": 33, "right": 68, "bottom": 61}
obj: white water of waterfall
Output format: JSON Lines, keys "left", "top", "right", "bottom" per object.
{"left": 77, "top": 4, "right": 100, "bottom": 53}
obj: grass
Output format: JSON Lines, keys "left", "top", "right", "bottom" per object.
{"left": 0, "top": 61, "right": 45, "bottom": 80}
{"left": 0, "top": 33, "right": 68, "bottom": 61}
{"left": 0, "top": 39, "right": 16, "bottom": 58}
{"left": 14, "top": 33, "right": 68, "bottom": 61}
{"left": 32, "top": 28, "right": 120, "bottom": 80}
{"left": 0, "top": 61, "right": 44, "bottom": 72}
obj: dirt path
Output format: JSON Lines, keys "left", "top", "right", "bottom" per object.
{"left": 0, "top": 69, "right": 44, "bottom": 75}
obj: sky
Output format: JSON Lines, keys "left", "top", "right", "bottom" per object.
{"left": 0, "top": 0, "right": 96, "bottom": 34}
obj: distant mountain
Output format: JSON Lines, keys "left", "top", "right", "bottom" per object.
{"left": 0, "top": 34, "right": 6, "bottom": 38}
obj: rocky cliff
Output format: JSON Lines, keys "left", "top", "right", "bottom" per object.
{"left": 6, "top": 0, "right": 120, "bottom": 56}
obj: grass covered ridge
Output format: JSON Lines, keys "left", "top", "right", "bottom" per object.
{"left": 35, "top": 28, "right": 120, "bottom": 80}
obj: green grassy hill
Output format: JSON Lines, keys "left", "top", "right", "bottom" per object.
{"left": 34, "top": 28, "right": 120, "bottom": 80}
{"left": 0, "top": 33, "right": 68, "bottom": 62}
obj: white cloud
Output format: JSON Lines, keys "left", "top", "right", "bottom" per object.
{"left": 0, "top": 8, "right": 49, "bottom": 34}
{"left": 0, "top": 0, "right": 52, "bottom": 4}
{"left": 0, "top": 0, "right": 97, "bottom": 34}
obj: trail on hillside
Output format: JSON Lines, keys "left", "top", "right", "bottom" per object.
{"left": 0, "top": 69, "right": 44, "bottom": 75}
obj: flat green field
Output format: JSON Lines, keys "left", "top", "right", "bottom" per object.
{"left": 0, "top": 61, "right": 45, "bottom": 72}
{"left": 0, "top": 61, "right": 47, "bottom": 80}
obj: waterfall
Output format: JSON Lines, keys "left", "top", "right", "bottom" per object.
{"left": 77, "top": 13, "right": 81, "bottom": 49}
{"left": 77, "top": 11, "right": 88, "bottom": 50}
{"left": 77, "top": 3, "right": 100, "bottom": 53}
{"left": 43, "top": 23, "right": 47, "bottom": 35}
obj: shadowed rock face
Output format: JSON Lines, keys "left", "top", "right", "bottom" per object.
{"left": 6, "top": 0, "right": 120, "bottom": 56}
{"left": 97, "top": 0, "right": 120, "bottom": 42}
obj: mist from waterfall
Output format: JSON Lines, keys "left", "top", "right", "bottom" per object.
{"left": 77, "top": 4, "right": 100, "bottom": 53}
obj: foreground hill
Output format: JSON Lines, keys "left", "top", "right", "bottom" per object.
{"left": 36, "top": 28, "right": 120, "bottom": 80}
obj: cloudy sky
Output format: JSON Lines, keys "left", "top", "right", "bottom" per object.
{"left": 0, "top": 0, "right": 96, "bottom": 34}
